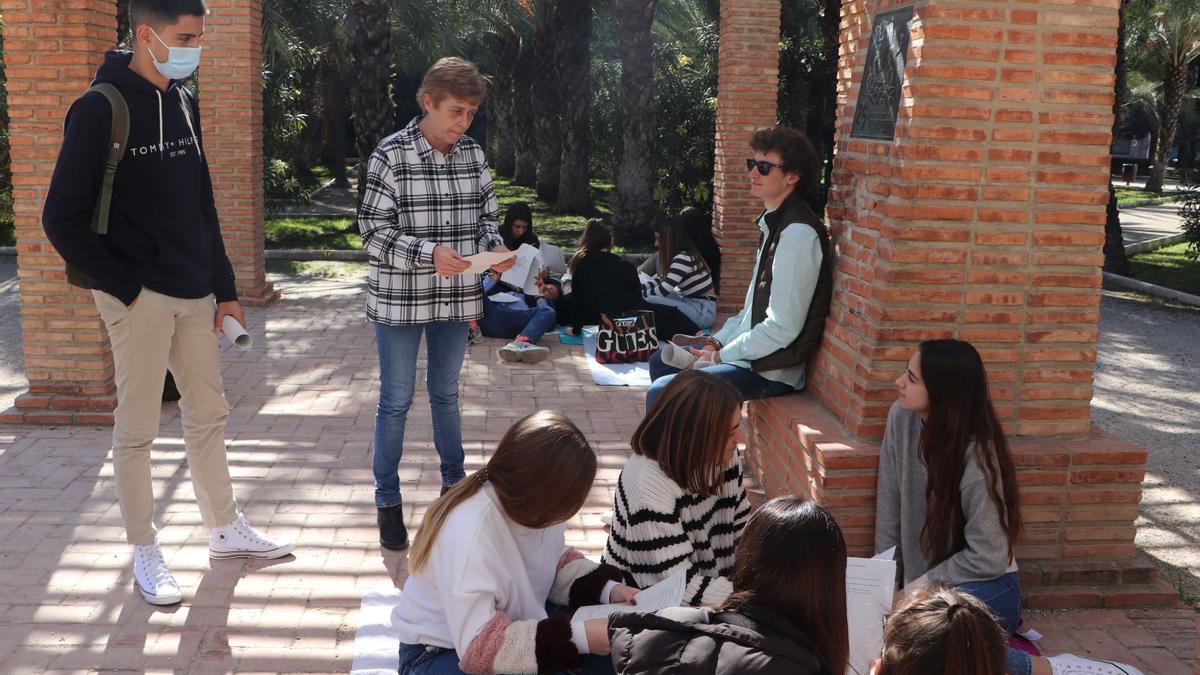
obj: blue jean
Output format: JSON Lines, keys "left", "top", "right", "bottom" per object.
{"left": 646, "top": 352, "right": 794, "bottom": 410}
{"left": 373, "top": 321, "right": 469, "bottom": 508}
{"left": 644, "top": 293, "right": 716, "bottom": 329}
{"left": 958, "top": 572, "right": 1031, "bottom": 675}
{"left": 399, "top": 603, "right": 615, "bottom": 675}
{"left": 479, "top": 296, "right": 557, "bottom": 344}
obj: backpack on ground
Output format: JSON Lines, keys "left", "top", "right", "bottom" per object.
{"left": 65, "top": 82, "right": 130, "bottom": 289}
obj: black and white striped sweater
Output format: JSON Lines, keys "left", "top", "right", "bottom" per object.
{"left": 602, "top": 453, "right": 751, "bottom": 607}
{"left": 642, "top": 252, "right": 716, "bottom": 300}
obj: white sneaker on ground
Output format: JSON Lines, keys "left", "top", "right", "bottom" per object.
{"left": 133, "top": 542, "right": 182, "bottom": 605}
{"left": 1046, "top": 654, "right": 1145, "bottom": 675}
{"left": 499, "top": 341, "right": 550, "bottom": 364}
{"left": 209, "top": 515, "right": 295, "bottom": 560}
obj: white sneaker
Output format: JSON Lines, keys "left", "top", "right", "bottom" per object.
{"left": 209, "top": 515, "right": 295, "bottom": 560}
{"left": 1046, "top": 654, "right": 1145, "bottom": 675}
{"left": 133, "top": 542, "right": 182, "bottom": 605}
{"left": 499, "top": 341, "right": 549, "bottom": 363}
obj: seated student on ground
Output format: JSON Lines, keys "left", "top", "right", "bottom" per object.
{"left": 558, "top": 218, "right": 698, "bottom": 339}
{"left": 602, "top": 370, "right": 749, "bottom": 607}
{"left": 872, "top": 586, "right": 1008, "bottom": 675}
{"left": 638, "top": 207, "right": 722, "bottom": 294}
{"left": 394, "top": 411, "right": 636, "bottom": 675}
{"left": 609, "top": 496, "right": 849, "bottom": 675}
{"left": 645, "top": 127, "right": 831, "bottom": 410}
{"left": 876, "top": 339, "right": 1144, "bottom": 675}
{"left": 479, "top": 270, "right": 561, "bottom": 364}
{"left": 499, "top": 202, "right": 539, "bottom": 250}
{"left": 640, "top": 216, "right": 718, "bottom": 329}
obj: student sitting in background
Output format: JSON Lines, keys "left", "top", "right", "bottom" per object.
{"left": 640, "top": 215, "right": 718, "bottom": 329}
{"left": 639, "top": 207, "right": 721, "bottom": 294}
{"left": 608, "top": 497, "right": 849, "bottom": 675}
{"left": 603, "top": 370, "right": 749, "bottom": 607}
{"left": 479, "top": 271, "right": 561, "bottom": 364}
{"left": 499, "top": 202, "right": 539, "bottom": 250}
{"left": 872, "top": 586, "right": 1007, "bottom": 675}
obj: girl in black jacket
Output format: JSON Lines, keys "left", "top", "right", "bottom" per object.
{"left": 607, "top": 497, "right": 848, "bottom": 675}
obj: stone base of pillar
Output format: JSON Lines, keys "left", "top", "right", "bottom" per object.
{"left": 237, "top": 280, "right": 281, "bottom": 306}
{"left": 0, "top": 386, "right": 116, "bottom": 426}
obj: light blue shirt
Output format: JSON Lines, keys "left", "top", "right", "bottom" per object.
{"left": 712, "top": 210, "right": 823, "bottom": 389}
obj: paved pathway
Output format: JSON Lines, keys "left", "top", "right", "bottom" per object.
{"left": 1121, "top": 204, "right": 1189, "bottom": 246}
{"left": 0, "top": 269, "right": 1195, "bottom": 672}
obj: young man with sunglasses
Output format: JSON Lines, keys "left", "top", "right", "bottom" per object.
{"left": 646, "top": 126, "right": 832, "bottom": 409}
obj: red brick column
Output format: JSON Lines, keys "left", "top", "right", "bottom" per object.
{"left": 0, "top": 1, "right": 117, "bottom": 424}
{"left": 198, "top": 0, "right": 277, "bottom": 304}
{"left": 813, "top": 0, "right": 1118, "bottom": 439}
{"left": 712, "top": 0, "right": 781, "bottom": 319}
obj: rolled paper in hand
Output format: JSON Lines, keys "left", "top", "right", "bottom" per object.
{"left": 221, "top": 315, "right": 252, "bottom": 351}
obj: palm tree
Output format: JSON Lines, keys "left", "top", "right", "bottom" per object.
{"left": 555, "top": 0, "right": 593, "bottom": 213}
{"left": 532, "top": 2, "right": 563, "bottom": 203}
{"left": 348, "top": 0, "right": 393, "bottom": 201}
{"left": 612, "top": 0, "right": 660, "bottom": 244}
{"left": 1105, "top": 0, "right": 1135, "bottom": 275}
{"left": 1138, "top": 0, "right": 1200, "bottom": 192}
{"left": 489, "top": 25, "right": 521, "bottom": 177}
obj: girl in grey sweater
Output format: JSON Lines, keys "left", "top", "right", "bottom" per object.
{"left": 874, "top": 340, "right": 1142, "bottom": 675}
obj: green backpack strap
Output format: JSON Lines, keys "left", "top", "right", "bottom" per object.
{"left": 86, "top": 82, "right": 130, "bottom": 236}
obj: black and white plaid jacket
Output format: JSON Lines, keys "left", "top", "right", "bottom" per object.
{"left": 358, "top": 117, "right": 502, "bottom": 325}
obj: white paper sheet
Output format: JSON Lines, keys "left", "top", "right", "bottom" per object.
{"left": 540, "top": 242, "right": 566, "bottom": 273}
{"left": 463, "top": 250, "right": 518, "bottom": 275}
{"left": 572, "top": 571, "right": 686, "bottom": 622}
{"left": 488, "top": 292, "right": 522, "bottom": 304}
{"left": 500, "top": 243, "right": 542, "bottom": 294}
{"left": 351, "top": 586, "right": 403, "bottom": 674}
{"left": 845, "top": 551, "right": 897, "bottom": 675}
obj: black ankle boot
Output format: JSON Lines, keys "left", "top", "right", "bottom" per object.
{"left": 377, "top": 503, "right": 408, "bottom": 550}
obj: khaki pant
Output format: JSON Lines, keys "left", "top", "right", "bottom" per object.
{"left": 94, "top": 288, "right": 238, "bottom": 545}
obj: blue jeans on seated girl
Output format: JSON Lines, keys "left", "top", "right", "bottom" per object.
{"left": 643, "top": 292, "right": 716, "bottom": 329}
{"left": 957, "top": 572, "right": 1031, "bottom": 675}
{"left": 479, "top": 294, "right": 557, "bottom": 344}
{"left": 399, "top": 603, "right": 615, "bottom": 675}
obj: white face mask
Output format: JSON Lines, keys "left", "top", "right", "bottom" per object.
{"left": 148, "top": 27, "right": 201, "bottom": 80}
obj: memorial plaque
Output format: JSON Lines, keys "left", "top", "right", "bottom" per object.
{"left": 850, "top": 7, "right": 913, "bottom": 141}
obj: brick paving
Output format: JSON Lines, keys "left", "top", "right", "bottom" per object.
{"left": 0, "top": 274, "right": 1195, "bottom": 673}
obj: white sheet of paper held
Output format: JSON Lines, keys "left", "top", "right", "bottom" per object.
{"left": 462, "top": 250, "right": 518, "bottom": 275}
{"left": 571, "top": 571, "right": 686, "bottom": 622}
{"left": 845, "top": 552, "right": 897, "bottom": 675}
{"left": 500, "top": 243, "right": 542, "bottom": 293}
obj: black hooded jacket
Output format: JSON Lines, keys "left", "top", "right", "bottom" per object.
{"left": 42, "top": 51, "right": 236, "bottom": 306}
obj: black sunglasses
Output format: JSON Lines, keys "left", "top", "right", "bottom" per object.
{"left": 746, "top": 157, "right": 792, "bottom": 175}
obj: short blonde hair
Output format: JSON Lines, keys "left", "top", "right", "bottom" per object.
{"left": 418, "top": 57, "right": 487, "bottom": 109}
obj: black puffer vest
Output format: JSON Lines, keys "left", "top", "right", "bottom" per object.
{"left": 748, "top": 189, "right": 833, "bottom": 373}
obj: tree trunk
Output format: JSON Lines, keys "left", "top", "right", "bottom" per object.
{"left": 556, "top": 0, "right": 593, "bottom": 213}
{"left": 490, "top": 28, "right": 520, "bottom": 178}
{"left": 333, "top": 72, "right": 350, "bottom": 189}
{"left": 533, "top": 7, "right": 563, "bottom": 203}
{"left": 349, "top": 0, "right": 393, "bottom": 203}
{"left": 1145, "top": 61, "right": 1189, "bottom": 193}
{"left": 612, "top": 0, "right": 659, "bottom": 246}
{"left": 1103, "top": 0, "right": 1131, "bottom": 274}
{"left": 512, "top": 41, "right": 538, "bottom": 187}
{"left": 814, "top": 0, "right": 840, "bottom": 210}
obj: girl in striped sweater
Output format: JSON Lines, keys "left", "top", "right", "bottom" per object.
{"left": 603, "top": 370, "right": 751, "bottom": 607}
{"left": 395, "top": 411, "right": 637, "bottom": 675}
{"left": 641, "top": 217, "right": 718, "bottom": 329}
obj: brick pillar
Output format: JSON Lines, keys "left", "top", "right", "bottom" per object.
{"left": 712, "top": 0, "right": 781, "bottom": 319}
{"left": 812, "top": 0, "right": 1118, "bottom": 439}
{"left": 0, "top": 1, "right": 117, "bottom": 424}
{"left": 198, "top": 0, "right": 277, "bottom": 304}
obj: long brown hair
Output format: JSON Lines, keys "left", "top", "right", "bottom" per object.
{"left": 500, "top": 202, "right": 538, "bottom": 249}
{"left": 877, "top": 586, "right": 1007, "bottom": 675}
{"left": 916, "top": 339, "right": 1022, "bottom": 566}
{"left": 409, "top": 411, "right": 596, "bottom": 573}
{"left": 722, "top": 497, "right": 849, "bottom": 675}
{"left": 568, "top": 218, "right": 612, "bottom": 273}
{"left": 656, "top": 216, "right": 711, "bottom": 284}
{"left": 630, "top": 370, "right": 740, "bottom": 497}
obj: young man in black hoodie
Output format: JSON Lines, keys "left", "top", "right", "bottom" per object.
{"left": 42, "top": 0, "right": 292, "bottom": 606}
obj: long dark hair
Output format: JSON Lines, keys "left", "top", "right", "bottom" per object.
{"left": 722, "top": 497, "right": 849, "bottom": 675}
{"left": 409, "top": 411, "right": 596, "bottom": 573}
{"left": 499, "top": 202, "right": 538, "bottom": 249}
{"left": 877, "top": 586, "right": 1007, "bottom": 675}
{"left": 917, "top": 339, "right": 1022, "bottom": 566}
{"left": 656, "top": 216, "right": 711, "bottom": 287}
{"left": 677, "top": 206, "right": 721, "bottom": 290}
{"left": 568, "top": 218, "right": 612, "bottom": 273}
